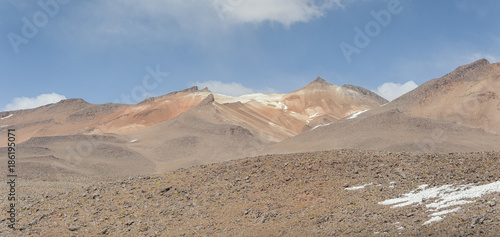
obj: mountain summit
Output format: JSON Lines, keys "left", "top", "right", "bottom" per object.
{"left": 311, "top": 77, "right": 330, "bottom": 84}
{"left": 301, "top": 77, "right": 333, "bottom": 90}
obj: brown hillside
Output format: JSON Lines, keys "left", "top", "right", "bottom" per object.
{"left": 366, "top": 59, "right": 500, "bottom": 134}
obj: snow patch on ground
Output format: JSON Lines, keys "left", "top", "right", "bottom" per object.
{"left": 1, "top": 114, "right": 13, "bottom": 120}
{"left": 346, "top": 109, "right": 369, "bottom": 119}
{"left": 345, "top": 183, "right": 373, "bottom": 190}
{"left": 430, "top": 207, "right": 461, "bottom": 217}
{"left": 379, "top": 181, "right": 500, "bottom": 225}
{"left": 423, "top": 216, "right": 443, "bottom": 225}
{"left": 0, "top": 125, "right": 8, "bottom": 128}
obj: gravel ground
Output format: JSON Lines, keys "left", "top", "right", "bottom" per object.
{"left": 1, "top": 149, "right": 500, "bottom": 236}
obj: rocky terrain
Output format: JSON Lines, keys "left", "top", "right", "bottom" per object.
{"left": 1, "top": 150, "right": 500, "bottom": 236}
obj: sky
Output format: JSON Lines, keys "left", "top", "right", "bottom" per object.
{"left": 1, "top": 0, "right": 499, "bottom": 111}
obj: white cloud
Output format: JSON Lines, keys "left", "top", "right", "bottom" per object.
{"left": 122, "top": 0, "right": 342, "bottom": 26}
{"left": 191, "top": 81, "right": 254, "bottom": 96}
{"left": 214, "top": 0, "right": 342, "bottom": 26}
{"left": 190, "top": 81, "right": 276, "bottom": 97}
{"left": 4, "top": 93, "right": 67, "bottom": 111}
{"left": 374, "top": 81, "right": 418, "bottom": 101}
{"left": 463, "top": 53, "right": 498, "bottom": 63}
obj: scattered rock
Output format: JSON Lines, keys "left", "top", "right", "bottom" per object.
{"left": 316, "top": 216, "right": 330, "bottom": 225}
{"left": 69, "top": 225, "right": 80, "bottom": 231}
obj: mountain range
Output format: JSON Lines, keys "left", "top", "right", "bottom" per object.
{"left": 1, "top": 59, "right": 499, "bottom": 176}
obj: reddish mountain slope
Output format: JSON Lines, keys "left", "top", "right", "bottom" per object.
{"left": 0, "top": 78, "right": 385, "bottom": 143}
{"left": 125, "top": 94, "right": 271, "bottom": 173}
{"left": 0, "top": 87, "right": 212, "bottom": 143}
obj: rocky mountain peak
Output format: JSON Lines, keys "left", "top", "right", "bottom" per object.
{"left": 442, "top": 58, "right": 491, "bottom": 82}
{"left": 455, "top": 58, "right": 490, "bottom": 74}
{"left": 181, "top": 86, "right": 200, "bottom": 93}
{"left": 58, "top": 98, "right": 89, "bottom": 105}
{"left": 311, "top": 77, "right": 329, "bottom": 85}
{"left": 300, "top": 77, "right": 334, "bottom": 91}
{"left": 342, "top": 84, "right": 389, "bottom": 104}
{"left": 197, "top": 94, "right": 215, "bottom": 106}
{"left": 200, "top": 87, "right": 212, "bottom": 93}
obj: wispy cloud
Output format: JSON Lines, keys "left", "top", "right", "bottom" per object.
{"left": 4, "top": 93, "right": 67, "bottom": 111}
{"left": 374, "top": 81, "right": 418, "bottom": 101}
{"left": 48, "top": 0, "right": 347, "bottom": 47}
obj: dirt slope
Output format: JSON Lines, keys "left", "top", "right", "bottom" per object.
{"left": 0, "top": 95, "right": 273, "bottom": 176}
{"left": 0, "top": 133, "right": 155, "bottom": 177}
{"left": 263, "top": 109, "right": 500, "bottom": 155}
{"left": 0, "top": 87, "right": 212, "bottom": 143}
{"left": 125, "top": 94, "right": 271, "bottom": 173}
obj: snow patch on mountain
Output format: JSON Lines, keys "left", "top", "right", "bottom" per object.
{"left": 346, "top": 109, "right": 369, "bottom": 119}
{"left": 311, "top": 122, "right": 334, "bottom": 130}
{"left": 1, "top": 114, "right": 13, "bottom": 120}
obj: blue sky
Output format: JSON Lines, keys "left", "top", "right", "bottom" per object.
{"left": 1, "top": 0, "right": 499, "bottom": 111}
